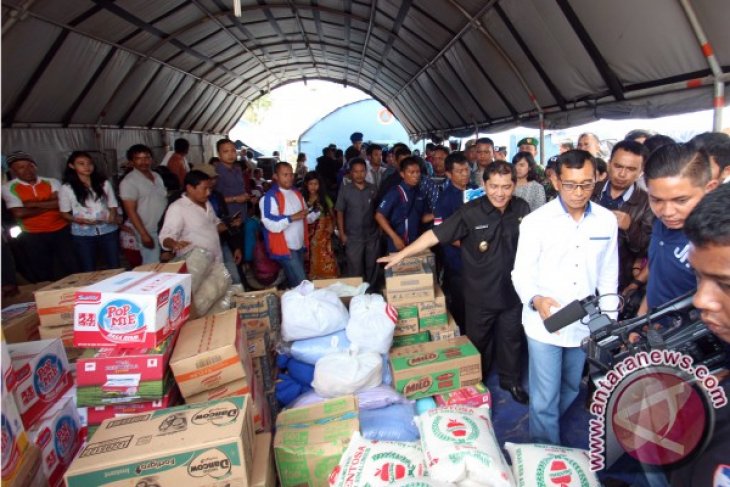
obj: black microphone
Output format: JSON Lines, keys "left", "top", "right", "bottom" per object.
{"left": 543, "top": 299, "right": 589, "bottom": 333}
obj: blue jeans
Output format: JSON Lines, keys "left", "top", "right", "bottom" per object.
{"left": 73, "top": 231, "right": 121, "bottom": 272}
{"left": 280, "top": 248, "right": 306, "bottom": 288}
{"left": 527, "top": 337, "right": 586, "bottom": 444}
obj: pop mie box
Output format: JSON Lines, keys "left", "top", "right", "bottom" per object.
{"left": 76, "top": 332, "right": 176, "bottom": 387}
{"left": 27, "top": 396, "right": 83, "bottom": 487}
{"left": 389, "top": 336, "right": 481, "bottom": 399}
{"left": 7, "top": 339, "right": 73, "bottom": 428}
{"left": 34, "top": 269, "right": 124, "bottom": 327}
{"left": 74, "top": 272, "right": 191, "bottom": 349}
{"left": 170, "top": 309, "right": 253, "bottom": 398}
{"left": 274, "top": 395, "right": 359, "bottom": 487}
{"left": 65, "top": 395, "right": 254, "bottom": 487}
{"left": 2, "top": 339, "right": 30, "bottom": 484}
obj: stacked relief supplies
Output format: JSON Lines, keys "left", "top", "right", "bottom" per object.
{"left": 73, "top": 271, "right": 192, "bottom": 436}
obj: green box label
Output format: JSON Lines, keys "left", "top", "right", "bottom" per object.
{"left": 419, "top": 313, "right": 448, "bottom": 328}
{"left": 392, "top": 332, "right": 430, "bottom": 348}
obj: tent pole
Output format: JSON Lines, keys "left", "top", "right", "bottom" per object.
{"left": 679, "top": 0, "right": 724, "bottom": 130}
{"left": 539, "top": 113, "right": 545, "bottom": 166}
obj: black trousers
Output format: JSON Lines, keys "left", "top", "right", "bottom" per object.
{"left": 345, "top": 235, "right": 380, "bottom": 288}
{"left": 442, "top": 268, "right": 465, "bottom": 335}
{"left": 20, "top": 226, "right": 78, "bottom": 283}
{"left": 465, "top": 302, "right": 524, "bottom": 386}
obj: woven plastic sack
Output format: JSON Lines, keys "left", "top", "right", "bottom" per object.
{"left": 281, "top": 281, "right": 349, "bottom": 341}
{"left": 312, "top": 351, "right": 382, "bottom": 398}
{"left": 504, "top": 443, "right": 600, "bottom": 487}
{"left": 346, "top": 294, "right": 396, "bottom": 354}
{"left": 328, "top": 432, "right": 427, "bottom": 487}
{"left": 289, "top": 330, "right": 351, "bottom": 365}
{"left": 388, "top": 481, "right": 455, "bottom": 487}
{"left": 417, "top": 405, "right": 513, "bottom": 486}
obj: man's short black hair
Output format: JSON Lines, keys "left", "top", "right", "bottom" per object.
{"left": 644, "top": 143, "right": 710, "bottom": 186}
{"left": 476, "top": 137, "right": 494, "bottom": 148}
{"left": 127, "top": 144, "right": 152, "bottom": 162}
{"left": 394, "top": 146, "right": 412, "bottom": 160}
{"left": 610, "top": 139, "right": 650, "bottom": 165}
{"left": 348, "top": 157, "right": 367, "bottom": 170}
{"left": 595, "top": 157, "right": 607, "bottom": 176}
{"left": 274, "top": 161, "right": 293, "bottom": 173}
{"left": 685, "top": 183, "right": 730, "bottom": 247}
{"left": 432, "top": 145, "right": 449, "bottom": 156}
{"left": 624, "top": 129, "right": 654, "bottom": 142}
{"left": 216, "top": 138, "right": 235, "bottom": 152}
{"left": 483, "top": 160, "right": 516, "bottom": 183}
{"left": 366, "top": 144, "right": 382, "bottom": 156}
{"left": 174, "top": 138, "right": 189, "bottom": 153}
{"left": 426, "top": 143, "right": 436, "bottom": 151}
{"left": 184, "top": 169, "right": 210, "bottom": 188}
{"left": 556, "top": 150, "right": 596, "bottom": 177}
{"left": 643, "top": 134, "right": 675, "bottom": 154}
{"left": 399, "top": 155, "right": 420, "bottom": 173}
{"left": 706, "top": 140, "right": 730, "bottom": 172}
{"left": 689, "top": 131, "right": 730, "bottom": 151}
{"left": 445, "top": 151, "right": 468, "bottom": 173}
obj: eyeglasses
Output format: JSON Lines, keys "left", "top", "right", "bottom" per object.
{"left": 560, "top": 180, "right": 595, "bottom": 192}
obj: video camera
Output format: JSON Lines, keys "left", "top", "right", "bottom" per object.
{"left": 545, "top": 291, "right": 728, "bottom": 377}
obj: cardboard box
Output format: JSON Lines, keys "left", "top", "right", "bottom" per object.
{"left": 1, "top": 302, "right": 41, "bottom": 344}
{"left": 247, "top": 329, "right": 273, "bottom": 359}
{"left": 2, "top": 333, "right": 17, "bottom": 392}
{"left": 74, "top": 271, "right": 192, "bottom": 349}
{"left": 427, "top": 318, "right": 460, "bottom": 341}
{"left": 1, "top": 369, "right": 30, "bottom": 483}
{"left": 133, "top": 261, "right": 188, "bottom": 273}
{"left": 35, "top": 269, "right": 124, "bottom": 327}
{"left": 394, "top": 249, "right": 435, "bottom": 271}
{"left": 3, "top": 444, "right": 42, "bottom": 487}
{"left": 252, "top": 355, "right": 277, "bottom": 393}
{"left": 8, "top": 339, "right": 73, "bottom": 428}
{"left": 170, "top": 309, "right": 253, "bottom": 398}
{"left": 38, "top": 323, "right": 73, "bottom": 347}
{"left": 274, "top": 395, "right": 359, "bottom": 487}
{"left": 76, "top": 371, "right": 175, "bottom": 407}
{"left": 434, "top": 382, "right": 492, "bottom": 409}
{"left": 385, "top": 261, "right": 433, "bottom": 293}
{"left": 185, "top": 378, "right": 252, "bottom": 405}
{"left": 65, "top": 396, "right": 254, "bottom": 487}
{"left": 86, "top": 386, "right": 180, "bottom": 426}
{"left": 389, "top": 336, "right": 481, "bottom": 399}
{"left": 2, "top": 282, "right": 50, "bottom": 308}
{"left": 385, "top": 287, "right": 435, "bottom": 307}
{"left": 393, "top": 304, "right": 419, "bottom": 336}
{"left": 417, "top": 284, "right": 447, "bottom": 328}
{"left": 392, "top": 331, "right": 430, "bottom": 348}
{"left": 27, "top": 396, "right": 83, "bottom": 487}
{"left": 312, "top": 277, "right": 365, "bottom": 306}
{"left": 76, "top": 332, "right": 176, "bottom": 387}
{"left": 252, "top": 433, "right": 275, "bottom": 487}
{"left": 233, "top": 288, "right": 281, "bottom": 334}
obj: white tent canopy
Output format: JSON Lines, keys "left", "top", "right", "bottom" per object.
{"left": 2, "top": 0, "right": 729, "bottom": 142}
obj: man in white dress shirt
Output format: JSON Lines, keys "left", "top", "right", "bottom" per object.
{"left": 512, "top": 150, "right": 619, "bottom": 445}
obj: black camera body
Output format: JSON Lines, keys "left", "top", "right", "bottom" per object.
{"left": 579, "top": 292, "right": 728, "bottom": 376}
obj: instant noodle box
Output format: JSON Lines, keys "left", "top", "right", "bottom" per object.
{"left": 73, "top": 272, "right": 191, "bottom": 349}
{"left": 65, "top": 395, "right": 254, "bottom": 487}
{"left": 1, "top": 302, "right": 41, "bottom": 344}
{"left": 7, "top": 339, "right": 73, "bottom": 428}
{"left": 85, "top": 386, "right": 180, "bottom": 426}
{"left": 27, "top": 396, "right": 84, "bottom": 487}
{"left": 232, "top": 288, "right": 281, "bottom": 334}
{"left": 1, "top": 349, "right": 30, "bottom": 484}
{"left": 133, "top": 261, "right": 188, "bottom": 273}
{"left": 389, "top": 336, "right": 481, "bottom": 399}
{"left": 34, "top": 269, "right": 124, "bottom": 327}
{"left": 170, "top": 309, "right": 253, "bottom": 398}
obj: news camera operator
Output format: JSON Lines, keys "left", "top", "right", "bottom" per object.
{"left": 669, "top": 183, "right": 730, "bottom": 486}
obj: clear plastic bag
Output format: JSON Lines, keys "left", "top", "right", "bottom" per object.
{"left": 193, "top": 262, "right": 232, "bottom": 316}
{"left": 311, "top": 350, "right": 382, "bottom": 397}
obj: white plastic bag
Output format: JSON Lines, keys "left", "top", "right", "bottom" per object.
{"left": 325, "top": 281, "right": 370, "bottom": 299}
{"left": 312, "top": 351, "right": 382, "bottom": 397}
{"left": 329, "top": 432, "right": 427, "bottom": 487}
{"left": 288, "top": 330, "right": 351, "bottom": 365}
{"left": 194, "top": 262, "right": 232, "bottom": 316}
{"left": 417, "top": 405, "right": 513, "bottom": 487}
{"left": 346, "top": 294, "right": 396, "bottom": 354}
{"left": 281, "top": 281, "right": 349, "bottom": 341}
{"left": 504, "top": 443, "right": 600, "bottom": 487}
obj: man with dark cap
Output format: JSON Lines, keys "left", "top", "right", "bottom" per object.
{"left": 345, "top": 132, "right": 364, "bottom": 162}
{"left": 517, "top": 137, "right": 539, "bottom": 159}
{"left": 2, "top": 151, "right": 78, "bottom": 282}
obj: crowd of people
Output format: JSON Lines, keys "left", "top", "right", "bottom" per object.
{"left": 2, "top": 127, "right": 730, "bottom": 485}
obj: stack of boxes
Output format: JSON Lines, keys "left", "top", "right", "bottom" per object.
{"left": 72, "top": 271, "right": 192, "bottom": 436}
{"left": 384, "top": 251, "right": 484, "bottom": 401}
{"left": 169, "top": 308, "right": 270, "bottom": 432}
{"left": 34, "top": 269, "right": 124, "bottom": 362}
{"left": 232, "top": 288, "right": 282, "bottom": 423}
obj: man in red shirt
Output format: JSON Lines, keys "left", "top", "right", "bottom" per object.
{"left": 2, "top": 151, "right": 78, "bottom": 282}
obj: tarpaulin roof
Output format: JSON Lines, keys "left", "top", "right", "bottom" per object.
{"left": 2, "top": 0, "right": 729, "bottom": 139}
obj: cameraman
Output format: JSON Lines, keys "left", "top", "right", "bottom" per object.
{"left": 670, "top": 183, "right": 730, "bottom": 486}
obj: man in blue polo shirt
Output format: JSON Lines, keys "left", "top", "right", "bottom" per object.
{"left": 639, "top": 143, "right": 718, "bottom": 319}
{"left": 376, "top": 156, "right": 426, "bottom": 252}
{"left": 434, "top": 151, "right": 475, "bottom": 332}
